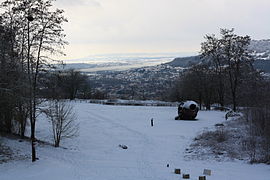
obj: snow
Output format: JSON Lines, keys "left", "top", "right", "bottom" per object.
{"left": 0, "top": 102, "right": 269, "bottom": 180}
{"left": 249, "top": 39, "right": 270, "bottom": 60}
{"left": 181, "top": 100, "right": 198, "bottom": 109}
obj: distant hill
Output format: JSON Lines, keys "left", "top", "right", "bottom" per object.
{"left": 167, "top": 56, "right": 270, "bottom": 73}
{"left": 249, "top": 39, "right": 270, "bottom": 72}
{"left": 166, "top": 56, "right": 202, "bottom": 68}
{"left": 167, "top": 39, "right": 270, "bottom": 73}
{"left": 249, "top": 39, "right": 270, "bottom": 60}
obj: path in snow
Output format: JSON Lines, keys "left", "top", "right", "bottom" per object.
{"left": 0, "top": 102, "right": 269, "bottom": 180}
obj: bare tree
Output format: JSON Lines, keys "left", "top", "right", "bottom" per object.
{"left": 63, "top": 69, "right": 88, "bottom": 100}
{"left": 171, "top": 64, "right": 217, "bottom": 110}
{"left": 41, "top": 70, "right": 91, "bottom": 100}
{"left": 14, "top": 101, "right": 29, "bottom": 138}
{"left": 200, "top": 28, "right": 254, "bottom": 111}
{"left": 1, "top": 0, "right": 68, "bottom": 161}
{"left": 220, "top": 29, "right": 253, "bottom": 111}
{"left": 201, "top": 34, "right": 226, "bottom": 107}
{"left": 44, "top": 100, "right": 78, "bottom": 147}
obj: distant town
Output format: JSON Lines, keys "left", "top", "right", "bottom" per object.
{"left": 87, "top": 64, "right": 183, "bottom": 100}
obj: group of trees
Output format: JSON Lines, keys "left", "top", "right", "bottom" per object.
{"left": 171, "top": 29, "right": 270, "bottom": 163}
{"left": 0, "top": 0, "right": 79, "bottom": 161}
{"left": 171, "top": 29, "right": 258, "bottom": 111}
{"left": 41, "top": 69, "right": 92, "bottom": 100}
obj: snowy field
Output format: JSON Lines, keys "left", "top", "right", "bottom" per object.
{"left": 0, "top": 102, "right": 269, "bottom": 180}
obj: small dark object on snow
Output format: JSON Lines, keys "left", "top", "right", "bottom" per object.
{"left": 175, "top": 101, "right": 199, "bottom": 120}
{"left": 203, "top": 169, "right": 211, "bottom": 176}
{"left": 217, "top": 151, "right": 224, "bottom": 155}
{"left": 174, "top": 168, "right": 181, "bottom": 174}
{"left": 151, "top": 118, "right": 154, "bottom": 127}
{"left": 215, "top": 123, "right": 224, "bottom": 127}
{"left": 119, "top": 144, "right": 128, "bottom": 149}
{"left": 183, "top": 174, "right": 190, "bottom": 179}
{"left": 199, "top": 176, "right": 206, "bottom": 180}
{"left": 167, "top": 164, "right": 169, "bottom": 167}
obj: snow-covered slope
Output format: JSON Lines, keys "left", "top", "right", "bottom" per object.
{"left": 0, "top": 102, "right": 269, "bottom": 180}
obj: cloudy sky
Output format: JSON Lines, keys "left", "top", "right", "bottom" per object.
{"left": 2, "top": 0, "right": 270, "bottom": 60}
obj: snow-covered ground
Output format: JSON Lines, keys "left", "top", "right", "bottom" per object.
{"left": 0, "top": 102, "right": 269, "bottom": 180}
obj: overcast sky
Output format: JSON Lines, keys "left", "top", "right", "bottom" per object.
{"left": 1, "top": 0, "right": 270, "bottom": 60}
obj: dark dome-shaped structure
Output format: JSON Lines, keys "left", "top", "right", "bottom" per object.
{"left": 175, "top": 100, "right": 199, "bottom": 120}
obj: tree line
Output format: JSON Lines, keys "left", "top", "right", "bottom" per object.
{"left": 170, "top": 29, "right": 270, "bottom": 163}
{"left": 0, "top": 0, "right": 91, "bottom": 161}
{"left": 170, "top": 29, "right": 268, "bottom": 110}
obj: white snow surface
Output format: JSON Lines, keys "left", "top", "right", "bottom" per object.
{"left": 0, "top": 102, "right": 269, "bottom": 180}
{"left": 181, "top": 100, "right": 198, "bottom": 109}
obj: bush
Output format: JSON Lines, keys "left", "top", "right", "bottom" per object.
{"left": 244, "top": 107, "right": 270, "bottom": 163}
{"left": 43, "top": 100, "right": 79, "bottom": 147}
{"left": 186, "top": 117, "right": 250, "bottom": 161}
{"left": 0, "top": 140, "right": 13, "bottom": 163}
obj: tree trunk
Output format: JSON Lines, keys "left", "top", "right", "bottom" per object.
{"left": 232, "top": 90, "right": 237, "bottom": 112}
{"left": 27, "top": 19, "right": 37, "bottom": 162}
{"left": 31, "top": 121, "right": 36, "bottom": 162}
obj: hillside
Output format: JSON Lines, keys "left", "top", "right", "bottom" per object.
{"left": 1, "top": 102, "right": 269, "bottom": 180}
{"left": 167, "top": 39, "right": 270, "bottom": 72}
{"left": 88, "top": 64, "right": 183, "bottom": 100}
{"left": 165, "top": 56, "right": 202, "bottom": 68}
{"left": 168, "top": 56, "right": 270, "bottom": 73}
{"left": 250, "top": 39, "right": 270, "bottom": 60}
